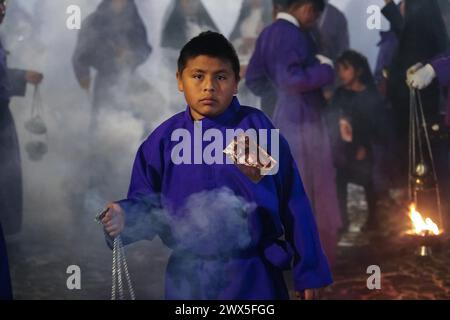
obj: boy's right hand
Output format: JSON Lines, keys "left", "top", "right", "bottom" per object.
{"left": 101, "top": 203, "right": 125, "bottom": 238}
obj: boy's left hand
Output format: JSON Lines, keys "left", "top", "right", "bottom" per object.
{"left": 294, "top": 289, "right": 320, "bottom": 300}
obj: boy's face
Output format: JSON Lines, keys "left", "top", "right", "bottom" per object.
{"left": 290, "top": 3, "right": 321, "bottom": 29}
{"left": 177, "top": 55, "right": 239, "bottom": 121}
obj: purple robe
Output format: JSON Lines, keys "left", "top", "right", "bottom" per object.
{"left": 246, "top": 17, "right": 342, "bottom": 265}
{"left": 430, "top": 53, "right": 450, "bottom": 126}
{"left": 109, "top": 97, "right": 332, "bottom": 300}
{"left": 0, "top": 41, "right": 27, "bottom": 236}
{"left": 374, "top": 30, "right": 399, "bottom": 84}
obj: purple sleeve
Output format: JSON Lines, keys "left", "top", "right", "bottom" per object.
{"left": 6, "top": 69, "right": 27, "bottom": 97}
{"left": 275, "top": 32, "right": 335, "bottom": 94}
{"left": 430, "top": 54, "right": 450, "bottom": 86}
{"left": 106, "top": 137, "right": 166, "bottom": 247}
{"left": 279, "top": 136, "right": 333, "bottom": 290}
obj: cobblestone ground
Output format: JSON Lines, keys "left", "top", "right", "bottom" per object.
{"left": 7, "top": 184, "right": 450, "bottom": 300}
{"left": 319, "top": 185, "right": 450, "bottom": 300}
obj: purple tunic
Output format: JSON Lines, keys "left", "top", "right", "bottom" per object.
{"left": 430, "top": 54, "right": 450, "bottom": 126}
{"left": 246, "top": 18, "right": 342, "bottom": 265}
{"left": 111, "top": 97, "right": 332, "bottom": 300}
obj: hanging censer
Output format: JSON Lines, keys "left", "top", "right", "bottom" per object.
{"left": 24, "top": 84, "right": 48, "bottom": 162}
{"left": 95, "top": 208, "right": 136, "bottom": 300}
{"left": 406, "top": 88, "right": 444, "bottom": 256}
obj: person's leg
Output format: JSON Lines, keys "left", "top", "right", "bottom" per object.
{"left": 0, "top": 223, "right": 13, "bottom": 300}
{"left": 336, "top": 169, "right": 349, "bottom": 232}
{"left": 363, "top": 179, "right": 379, "bottom": 230}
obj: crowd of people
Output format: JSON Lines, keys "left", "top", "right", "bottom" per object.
{"left": 1, "top": 0, "right": 450, "bottom": 299}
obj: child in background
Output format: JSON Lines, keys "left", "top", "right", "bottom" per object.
{"left": 327, "top": 50, "right": 387, "bottom": 231}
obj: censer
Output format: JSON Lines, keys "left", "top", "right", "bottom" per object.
{"left": 405, "top": 88, "right": 444, "bottom": 256}
{"left": 96, "top": 208, "right": 136, "bottom": 300}
{"left": 25, "top": 85, "right": 48, "bottom": 161}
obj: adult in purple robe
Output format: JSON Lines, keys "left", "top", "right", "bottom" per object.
{"left": 106, "top": 97, "right": 333, "bottom": 300}
{"left": 0, "top": 1, "right": 43, "bottom": 236}
{"left": 245, "top": 12, "right": 342, "bottom": 265}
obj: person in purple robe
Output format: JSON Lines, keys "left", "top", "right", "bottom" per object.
{"left": 245, "top": 0, "right": 342, "bottom": 265}
{"left": 407, "top": 53, "right": 450, "bottom": 122}
{"left": 0, "top": 0, "right": 43, "bottom": 236}
{"left": 72, "top": 0, "right": 152, "bottom": 113}
{"left": 407, "top": 53, "right": 450, "bottom": 215}
{"left": 100, "top": 31, "right": 332, "bottom": 300}
{"left": 0, "top": 0, "right": 43, "bottom": 299}
{"left": 382, "top": 0, "right": 449, "bottom": 195}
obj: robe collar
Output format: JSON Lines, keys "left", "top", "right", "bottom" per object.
{"left": 184, "top": 96, "right": 241, "bottom": 130}
{"left": 276, "top": 12, "right": 300, "bottom": 28}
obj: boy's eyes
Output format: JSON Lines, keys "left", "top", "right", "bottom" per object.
{"left": 192, "top": 74, "right": 227, "bottom": 80}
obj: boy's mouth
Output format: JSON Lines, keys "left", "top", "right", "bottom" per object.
{"left": 199, "top": 97, "right": 218, "bottom": 105}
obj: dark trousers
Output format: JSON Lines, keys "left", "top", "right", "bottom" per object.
{"left": 336, "top": 160, "right": 377, "bottom": 229}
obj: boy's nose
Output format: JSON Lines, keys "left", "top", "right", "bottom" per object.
{"left": 203, "top": 79, "right": 216, "bottom": 92}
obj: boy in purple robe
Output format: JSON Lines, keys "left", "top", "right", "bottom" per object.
{"left": 101, "top": 31, "right": 332, "bottom": 300}
{"left": 245, "top": 0, "right": 342, "bottom": 265}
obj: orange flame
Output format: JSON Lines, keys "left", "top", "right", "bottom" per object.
{"left": 408, "top": 204, "right": 440, "bottom": 236}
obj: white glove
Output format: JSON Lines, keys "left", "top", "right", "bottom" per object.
{"left": 316, "top": 54, "right": 334, "bottom": 68}
{"left": 407, "top": 62, "right": 423, "bottom": 75}
{"left": 406, "top": 63, "right": 436, "bottom": 90}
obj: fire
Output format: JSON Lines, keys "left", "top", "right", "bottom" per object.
{"left": 408, "top": 204, "right": 440, "bottom": 236}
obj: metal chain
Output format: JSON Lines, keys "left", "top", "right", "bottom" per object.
{"left": 111, "top": 236, "right": 135, "bottom": 300}
{"left": 119, "top": 237, "right": 136, "bottom": 300}
{"left": 111, "top": 237, "right": 117, "bottom": 300}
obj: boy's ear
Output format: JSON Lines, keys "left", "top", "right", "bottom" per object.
{"left": 234, "top": 75, "right": 240, "bottom": 95}
{"left": 176, "top": 71, "right": 184, "bottom": 92}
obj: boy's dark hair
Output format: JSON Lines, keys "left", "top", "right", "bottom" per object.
{"left": 337, "top": 50, "right": 375, "bottom": 87}
{"left": 285, "top": 0, "right": 326, "bottom": 11}
{"left": 177, "top": 31, "right": 241, "bottom": 81}
{"left": 273, "top": 0, "right": 290, "bottom": 10}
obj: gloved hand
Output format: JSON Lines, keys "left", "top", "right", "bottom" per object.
{"left": 406, "top": 63, "right": 436, "bottom": 90}
{"left": 316, "top": 54, "right": 334, "bottom": 68}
